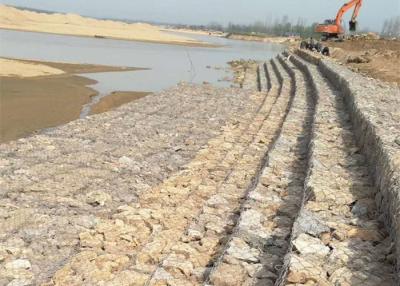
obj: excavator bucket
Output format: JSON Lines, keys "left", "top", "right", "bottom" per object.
{"left": 349, "top": 20, "right": 357, "bottom": 31}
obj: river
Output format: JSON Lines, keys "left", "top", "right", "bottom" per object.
{"left": 0, "top": 29, "right": 283, "bottom": 95}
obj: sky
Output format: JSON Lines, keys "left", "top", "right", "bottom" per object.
{"left": 1, "top": 0, "right": 399, "bottom": 31}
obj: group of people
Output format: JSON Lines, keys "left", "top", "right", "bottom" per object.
{"left": 300, "top": 38, "right": 330, "bottom": 56}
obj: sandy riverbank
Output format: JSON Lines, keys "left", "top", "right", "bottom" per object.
{"left": 90, "top": 91, "right": 151, "bottom": 115}
{"left": 226, "top": 33, "right": 296, "bottom": 44}
{"left": 0, "top": 59, "right": 149, "bottom": 143}
{"left": 162, "top": 28, "right": 225, "bottom": 37}
{"left": 0, "top": 5, "right": 213, "bottom": 47}
{"left": 0, "top": 58, "right": 64, "bottom": 77}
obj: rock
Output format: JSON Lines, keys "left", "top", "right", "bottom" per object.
{"left": 351, "top": 199, "right": 375, "bottom": 217}
{"left": 255, "top": 268, "right": 278, "bottom": 280}
{"left": 105, "top": 270, "right": 148, "bottom": 286}
{"left": 237, "top": 209, "right": 270, "bottom": 246}
{"left": 226, "top": 238, "right": 260, "bottom": 263}
{"left": 118, "top": 156, "right": 133, "bottom": 166}
{"left": 287, "top": 255, "right": 329, "bottom": 285}
{"left": 320, "top": 232, "right": 331, "bottom": 245}
{"left": 86, "top": 191, "right": 112, "bottom": 206}
{"left": 210, "top": 263, "right": 246, "bottom": 286}
{"left": 152, "top": 268, "right": 174, "bottom": 280}
{"left": 332, "top": 229, "right": 347, "bottom": 241}
{"left": 293, "top": 234, "right": 330, "bottom": 257}
{"left": 330, "top": 267, "right": 388, "bottom": 286}
{"left": 293, "top": 210, "right": 330, "bottom": 237}
{"left": 239, "top": 209, "right": 262, "bottom": 230}
{"left": 76, "top": 215, "right": 97, "bottom": 229}
{"left": 347, "top": 228, "right": 384, "bottom": 241}
{"left": 7, "top": 279, "right": 32, "bottom": 286}
{"left": 207, "top": 195, "right": 228, "bottom": 207}
{"left": 365, "top": 32, "right": 380, "bottom": 40}
{"left": 0, "top": 208, "right": 9, "bottom": 219}
{"left": 248, "top": 190, "right": 267, "bottom": 202}
{"left": 287, "top": 271, "right": 306, "bottom": 284}
{"left": 79, "top": 232, "right": 103, "bottom": 248}
{"left": 162, "top": 254, "right": 194, "bottom": 277}
{"left": 187, "top": 228, "right": 203, "bottom": 241}
{"left": 205, "top": 220, "right": 226, "bottom": 234}
{"left": 191, "top": 267, "right": 208, "bottom": 281}
{"left": 5, "top": 259, "right": 31, "bottom": 270}
{"left": 346, "top": 55, "right": 371, "bottom": 64}
{"left": 255, "top": 278, "right": 275, "bottom": 286}
{"left": 241, "top": 262, "right": 261, "bottom": 277}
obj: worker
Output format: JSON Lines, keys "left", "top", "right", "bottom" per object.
{"left": 310, "top": 37, "right": 316, "bottom": 50}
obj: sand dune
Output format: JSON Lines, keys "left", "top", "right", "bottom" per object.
{"left": 0, "top": 5, "right": 204, "bottom": 46}
{"left": 0, "top": 58, "right": 64, "bottom": 77}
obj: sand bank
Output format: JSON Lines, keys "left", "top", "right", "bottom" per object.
{"left": 0, "top": 59, "right": 149, "bottom": 143}
{"left": 90, "top": 91, "right": 151, "bottom": 115}
{"left": 0, "top": 5, "right": 210, "bottom": 46}
{"left": 0, "top": 58, "right": 64, "bottom": 77}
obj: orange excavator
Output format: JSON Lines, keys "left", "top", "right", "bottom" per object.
{"left": 315, "top": 0, "right": 363, "bottom": 40}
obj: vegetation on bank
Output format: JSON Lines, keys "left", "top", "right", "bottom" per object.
{"left": 173, "top": 15, "right": 400, "bottom": 39}
{"left": 174, "top": 16, "right": 319, "bottom": 38}
{"left": 381, "top": 16, "right": 400, "bottom": 37}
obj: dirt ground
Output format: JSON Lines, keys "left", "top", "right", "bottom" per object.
{"left": 326, "top": 38, "right": 400, "bottom": 85}
{"left": 90, "top": 91, "right": 151, "bottom": 115}
{"left": 0, "top": 75, "right": 97, "bottom": 142}
{"left": 0, "top": 60, "right": 147, "bottom": 143}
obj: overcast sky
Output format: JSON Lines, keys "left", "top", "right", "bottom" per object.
{"left": 1, "top": 0, "right": 399, "bottom": 31}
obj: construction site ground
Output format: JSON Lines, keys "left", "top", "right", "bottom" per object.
{"left": 326, "top": 38, "right": 400, "bottom": 85}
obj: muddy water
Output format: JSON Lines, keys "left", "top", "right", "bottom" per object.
{"left": 0, "top": 29, "right": 284, "bottom": 95}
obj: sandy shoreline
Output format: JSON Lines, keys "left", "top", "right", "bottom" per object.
{"left": 0, "top": 5, "right": 216, "bottom": 47}
{"left": 8, "top": 58, "right": 143, "bottom": 75}
{"left": 0, "top": 27, "right": 219, "bottom": 48}
{"left": 0, "top": 59, "right": 150, "bottom": 143}
{"left": 162, "top": 28, "right": 225, "bottom": 36}
{"left": 0, "top": 58, "right": 65, "bottom": 77}
{"left": 90, "top": 91, "right": 151, "bottom": 115}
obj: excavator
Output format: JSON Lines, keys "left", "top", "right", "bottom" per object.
{"left": 315, "top": 0, "right": 363, "bottom": 40}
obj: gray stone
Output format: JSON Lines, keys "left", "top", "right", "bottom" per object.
{"left": 152, "top": 268, "right": 174, "bottom": 280}
{"left": 7, "top": 279, "right": 32, "bottom": 286}
{"left": 293, "top": 209, "right": 330, "bottom": 238}
{"left": 293, "top": 233, "right": 330, "bottom": 257}
{"left": 5, "top": 259, "right": 31, "bottom": 270}
{"left": 226, "top": 238, "right": 260, "bottom": 263}
{"left": 85, "top": 191, "right": 112, "bottom": 206}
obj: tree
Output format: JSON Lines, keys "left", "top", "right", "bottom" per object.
{"left": 381, "top": 16, "right": 400, "bottom": 37}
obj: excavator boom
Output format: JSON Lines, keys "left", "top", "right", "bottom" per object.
{"left": 315, "top": 0, "right": 363, "bottom": 40}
